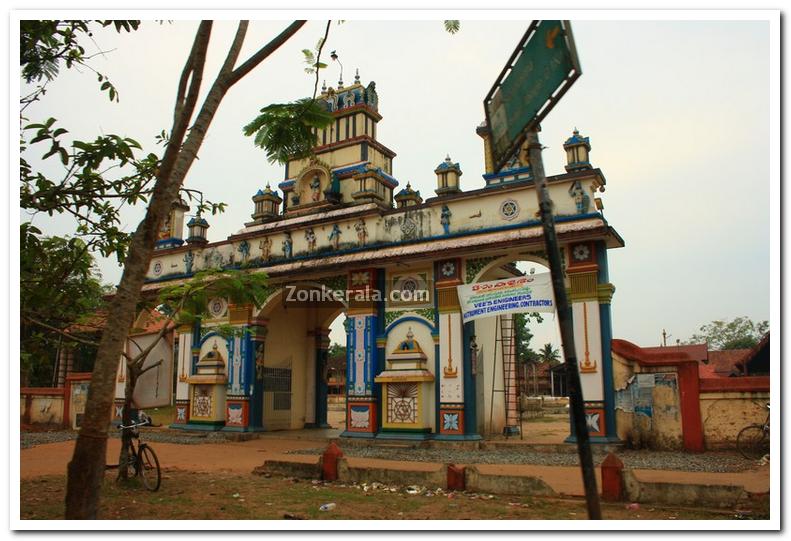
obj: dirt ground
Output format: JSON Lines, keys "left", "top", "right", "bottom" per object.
{"left": 20, "top": 470, "right": 748, "bottom": 521}
{"left": 20, "top": 436, "right": 319, "bottom": 479}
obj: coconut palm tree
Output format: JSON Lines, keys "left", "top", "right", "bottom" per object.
{"left": 539, "top": 343, "right": 561, "bottom": 365}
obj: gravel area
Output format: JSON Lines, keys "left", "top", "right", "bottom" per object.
{"left": 286, "top": 445, "right": 758, "bottom": 473}
{"left": 20, "top": 429, "right": 231, "bottom": 449}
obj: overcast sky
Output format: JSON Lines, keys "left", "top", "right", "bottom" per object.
{"left": 20, "top": 18, "right": 772, "bottom": 351}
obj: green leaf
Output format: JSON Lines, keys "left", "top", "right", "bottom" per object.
{"left": 444, "top": 20, "right": 461, "bottom": 34}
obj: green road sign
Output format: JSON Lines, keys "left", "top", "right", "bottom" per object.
{"left": 484, "top": 20, "right": 581, "bottom": 173}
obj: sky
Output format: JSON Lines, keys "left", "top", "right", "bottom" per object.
{"left": 19, "top": 17, "right": 773, "bottom": 351}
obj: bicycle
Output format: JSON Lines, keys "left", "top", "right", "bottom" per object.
{"left": 736, "top": 404, "right": 770, "bottom": 460}
{"left": 111, "top": 418, "right": 162, "bottom": 491}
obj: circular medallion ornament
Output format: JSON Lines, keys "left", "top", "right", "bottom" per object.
{"left": 208, "top": 297, "right": 228, "bottom": 319}
{"left": 500, "top": 199, "right": 520, "bottom": 221}
{"left": 572, "top": 244, "right": 591, "bottom": 261}
{"left": 152, "top": 260, "right": 163, "bottom": 276}
{"left": 441, "top": 261, "right": 456, "bottom": 278}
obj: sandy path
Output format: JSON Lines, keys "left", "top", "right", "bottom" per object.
{"left": 20, "top": 437, "right": 321, "bottom": 479}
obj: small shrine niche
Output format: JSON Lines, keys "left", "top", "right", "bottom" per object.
{"left": 156, "top": 198, "right": 190, "bottom": 250}
{"left": 186, "top": 342, "right": 227, "bottom": 427}
{"left": 285, "top": 165, "right": 339, "bottom": 215}
{"left": 375, "top": 328, "right": 435, "bottom": 434}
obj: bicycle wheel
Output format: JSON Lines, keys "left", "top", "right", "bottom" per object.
{"left": 737, "top": 425, "right": 769, "bottom": 460}
{"left": 137, "top": 444, "right": 161, "bottom": 491}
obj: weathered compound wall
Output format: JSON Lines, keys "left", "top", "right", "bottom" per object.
{"left": 699, "top": 390, "right": 769, "bottom": 449}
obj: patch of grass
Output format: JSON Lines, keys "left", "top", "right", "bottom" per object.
{"left": 19, "top": 471, "right": 748, "bottom": 521}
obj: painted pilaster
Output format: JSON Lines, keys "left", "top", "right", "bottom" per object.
{"left": 596, "top": 240, "right": 618, "bottom": 440}
{"left": 247, "top": 317, "right": 268, "bottom": 431}
{"left": 223, "top": 304, "right": 263, "bottom": 432}
{"left": 342, "top": 268, "right": 379, "bottom": 437}
{"left": 172, "top": 324, "right": 193, "bottom": 426}
{"left": 435, "top": 257, "right": 472, "bottom": 438}
{"left": 565, "top": 240, "right": 618, "bottom": 442}
{"left": 313, "top": 329, "right": 331, "bottom": 428}
{"left": 304, "top": 327, "right": 317, "bottom": 427}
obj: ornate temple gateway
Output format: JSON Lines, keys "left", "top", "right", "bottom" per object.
{"left": 127, "top": 76, "right": 624, "bottom": 441}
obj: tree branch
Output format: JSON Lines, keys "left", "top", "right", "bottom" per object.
{"left": 138, "top": 358, "right": 163, "bottom": 377}
{"left": 218, "top": 21, "right": 248, "bottom": 80}
{"left": 160, "top": 21, "right": 212, "bottom": 189}
{"left": 226, "top": 21, "right": 307, "bottom": 88}
{"left": 21, "top": 315, "right": 100, "bottom": 348}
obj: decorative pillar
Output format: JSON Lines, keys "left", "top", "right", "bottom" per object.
{"left": 342, "top": 268, "right": 380, "bottom": 438}
{"left": 171, "top": 324, "right": 193, "bottom": 426}
{"left": 247, "top": 317, "right": 268, "bottom": 431}
{"left": 435, "top": 257, "right": 477, "bottom": 439}
{"left": 222, "top": 304, "right": 265, "bottom": 432}
{"left": 172, "top": 319, "right": 203, "bottom": 430}
{"left": 304, "top": 327, "right": 317, "bottom": 427}
{"left": 313, "top": 328, "right": 331, "bottom": 428}
{"left": 596, "top": 240, "right": 618, "bottom": 441}
{"left": 565, "top": 240, "right": 619, "bottom": 442}
{"left": 186, "top": 344, "right": 227, "bottom": 429}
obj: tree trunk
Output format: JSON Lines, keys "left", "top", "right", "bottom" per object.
{"left": 64, "top": 19, "right": 305, "bottom": 520}
{"left": 64, "top": 22, "right": 214, "bottom": 520}
{"left": 117, "top": 367, "right": 137, "bottom": 481}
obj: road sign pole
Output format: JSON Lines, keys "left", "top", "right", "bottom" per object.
{"left": 525, "top": 129, "right": 602, "bottom": 520}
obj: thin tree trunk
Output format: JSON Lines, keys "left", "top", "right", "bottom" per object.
{"left": 64, "top": 19, "right": 305, "bottom": 520}
{"left": 117, "top": 367, "right": 137, "bottom": 481}
{"left": 64, "top": 22, "right": 213, "bottom": 519}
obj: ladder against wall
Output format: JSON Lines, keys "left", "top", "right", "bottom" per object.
{"left": 489, "top": 315, "right": 521, "bottom": 438}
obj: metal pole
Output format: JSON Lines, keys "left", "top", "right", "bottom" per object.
{"left": 526, "top": 128, "right": 602, "bottom": 519}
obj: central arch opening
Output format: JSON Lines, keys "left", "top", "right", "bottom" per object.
{"left": 473, "top": 256, "right": 568, "bottom": 441}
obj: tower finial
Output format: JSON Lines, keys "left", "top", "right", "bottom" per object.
{"left": 354, "top": 68, "right": 360, "bottom": 84}
{"left": 321, "top": 80, "right": 327, "bottom": 93}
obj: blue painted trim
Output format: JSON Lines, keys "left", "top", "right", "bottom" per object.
{"left": 278, "top": 179, "right": 296, "bottom": 190}
{"left": 155, "top": 237, "right": 184, "bottom": 248}
{"left": 600, "top": 301, "right": 617, "bottom": 439}
{"left": 482, "top": 166, "right": 532, "bottom": 181}
{"left": 596, "top": 240, "right": 616, "bottom": 439}
{"left": 433, "top": 273, "right": 441, "bottom": 435}
{"left": 332, "top": 163, "right": 368, "bottom": 177}
{"left": 463, "top": 320, "right": 479, "bottom": 437}
{"left": 199, "top": 331, "right": 229, "bottom": 348}
{"left": 344, "top": 317, "right": 354, "bottom": 432}
{"left": 433, "top": 434, "right": 484, "bottom": 441}
{"left": 384, "top": 315, "right": 436, "bottom": 335}
{"left": 375, "top": 431, "right": 431, "bottom": 441}
{"left": 315, "top": 341, "right": 329, "bottom": 428}
{"left": 221, "top": 425, "right": 266, "bottom": 433}
{"left": 374, "top": 269, "right": 387, "bottom": 434}
{"left": 143, "top": 212, "right": 607, "bottom": 284}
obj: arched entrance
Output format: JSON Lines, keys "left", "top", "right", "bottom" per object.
{"left": 468, "top": 247, "right": 617, "bottom": 442}
{"left": 254, "top": 283, "right": 346, "bottom": 430}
